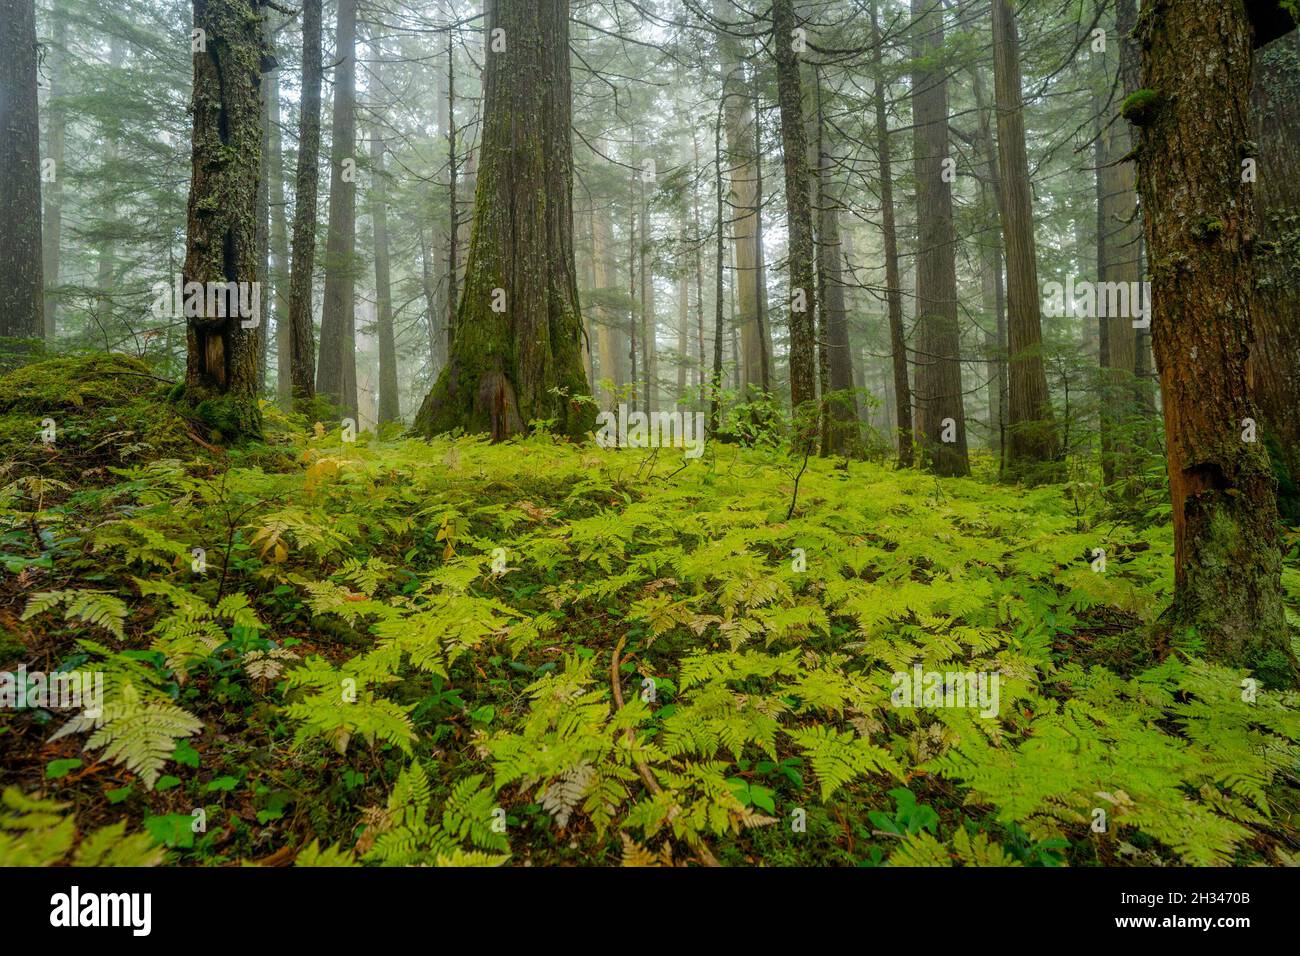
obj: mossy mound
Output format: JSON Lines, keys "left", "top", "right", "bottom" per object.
{"left": 0, "top": 353, "right": 197, "bottom": 480}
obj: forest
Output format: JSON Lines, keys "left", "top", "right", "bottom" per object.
{"left": 0, "top": 0, "right": 1298, "bottom": 877}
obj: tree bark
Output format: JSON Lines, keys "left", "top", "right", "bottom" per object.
{"left": 771, "top": 0, "right": 819, "bottom": 435}
{"left": 0, "top": 0, "right": 42, "bottom": 347}
{"left": 1250, "top": 32, "right": 1300, "bottom": 522}
{"left": 710, "top": 99, "right": 726, "bottom": 434}
{"left": 909, "top": 0, "right": 968, "bottom": 476}
{"left": 967, "top": 58, "right": 1009, "bottom": 467}
{"left": 183, "top": 0, "right": 269, "bottom": 440}
{"left": 413, "top": 0, "right": 594, "bottom": 441}
{"left": 639, "top": 177, "right": 657, "bottom": 411}
{"left": 368, "top": 42, "right": 399, "bottom": 425}
{"left": 991, "top": 0, "right": 1057, "bottom": 474}
{"left": 592, "top": 198, "right": 620, "bottom": 402}
{"left": 816, "top": 81, "right": 857, "bottom": 453}
{"left": 255, "top": 13, "right": 272, "bottom": 391}
{"left": 715, "top": 0, "right": 772, "bottom": 398}
{"left": 267, "top": 38, "right": 292, "bottom": 409}
{"left": 445, "top": 31, "right": 458, "bottom": 358}
{"left": 286, "top": 0, "right": 322, "bottom": 406}
{"left": 94, "top": 38, "right": 125, "bottom": 331}
{"left": 1098, "top": 0, "right": 1144, "bottom": 486}
{"left": 316, "top": 0, "right": 358, "bottom": 416}
{"left": 873, "top": 1, "right": 913, "bottom": 467}
{"left": 40, "top": 7, "right": 67, "bottom": 343}
{"left": 1134, "top": 0, "right": 1295, "bottom": 686}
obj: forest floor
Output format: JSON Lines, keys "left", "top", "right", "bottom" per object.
{"left": 1, "top": 355, "right": 1298, "bottom": 867}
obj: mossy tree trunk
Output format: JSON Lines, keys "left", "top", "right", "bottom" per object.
{"left": 909, "top": 0, "right": 969, "bottom": 476}
{"left": 992, "top": 0, "right": 1058, "bottom": 475}
{"left": 286, "top": 0, "right": 321, "bottom": 408}
{"left": 182, "top": 0, "right": 270, "bottom": 441}
{"left": 1134, "top": 0, "right": 1296, "bottom": 686}
{"left": 315, "top": 0, "right": 358, "bottom": 417}
{"left": 0, "top": 0, "right": 44, "bottom": 348}
{"left": 1250, "top": 33, "right": 1300, "bottom": 522}
{"left": 413, "top": 0, "right": 594, "bottom": 441}
{"left": 771, "top": 0, "right": 819, "bottom": 437}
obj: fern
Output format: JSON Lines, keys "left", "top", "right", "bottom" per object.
{"left": 0, "top": 788, "right": 162, "bottom": 866}
{"left": 786, "top": 725, "right": 903, "bottom": 800}
{"left": 84, "top": 681, "right": 203, "bottom": 790}
{"left": 22, "top": 589, "right": 128, "bottom": 639}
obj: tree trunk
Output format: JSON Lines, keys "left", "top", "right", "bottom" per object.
{"left": 693, "top": 130, "right": 708, "bottom": 396}
{"left": 676, "top": 214, "right": 690, "bottom": 402}
{"left": 316, "top": 0, "right": 358, "bottom": 416}
{"left": 40, "top": 7, "right": 67, "bottom": 343}
{"left": 592, "top": 198, "right": 619, "bottom": 402}
{"left": 255, "top": 11, "right": 273, "bottom": 391}
{"left": 1250, "top": 32, "right": 1300, "bottom": 523}
{"left": 873, "top": 1, "right": 913, "bottom": 467}
{"left": 715, "top": 0, "right": 772, "bottom": 398}
{"left": 1134, "top": 0, "right": 1295, "bottom": 686}
{"left": 967, "top": 56, "right": 1008, "bottom": 466}
{"left": 710, "top": 99, "right": 726, "bottom": 434}
{"left": 286, "top": 0, "right": 322, "bottom": 406}
{"left": 639, "top": 177, "right": 657, "bottom": 411}
{"left": 445, "top": 31, "right": 458, "bottom": 358}
{"left": 816, "top": 81, "right": 857, "bottom": 453}
{"left": 418, "top": 221, "right": 444, "bottom": 377}
{"left": 771, "top": 0, "right": 819, "bottom": 434}
{"left": 413, "top": 0, "right": 594, "bottom": 441}
{"left": 1098, "top": 0, "right": 1144, "bottom": 486}
{"left": 0, "top": 0, "right": 42, "bottom": 347}
{"left": 267, "top": 41, "right": 292, "bottom": 409}
{"left": 369, "top": 42, "right": 399, "bottom": 425}
{"left": 183, "top": 0, "right": 269, "bottom": 440}
{"left": 992, "top": 0, "right": 1057, "bottom": 475}
{"left": 94, "top": 38, "right": 125, "bottom": 331}
{"left": 909, "top": 0, "right": 968, "bottom": 476}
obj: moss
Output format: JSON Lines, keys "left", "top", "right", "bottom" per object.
{"left": 1192, "top": 217, "right": 1227, "bottom": 241}
{"left": 1171, "top": 500, "right": 1299, "bottom": 689}
{"left": 186, "top": 388, "right": 263, "bottom": 445}
{"left": 0, "top": 353, "right": 195, "bottom": 480}
{"left": 1120, "top": 88, "right": 1163, "bottom": 126}
{"left": 0, "top": 337, "right": 47, "bottom": 375}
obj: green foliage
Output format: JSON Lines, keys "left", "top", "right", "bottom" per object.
{"left": 0, "top": 787, "right": 163, "bottom": 866}
{"left": 0, "top": 355, "right": 192, "bottom": 479}
{"left": 1119, "top": 88, "right": 1162, "bottom": 126}
{"left": 4, "top": 411, "right": 1298, "bottom": 866}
